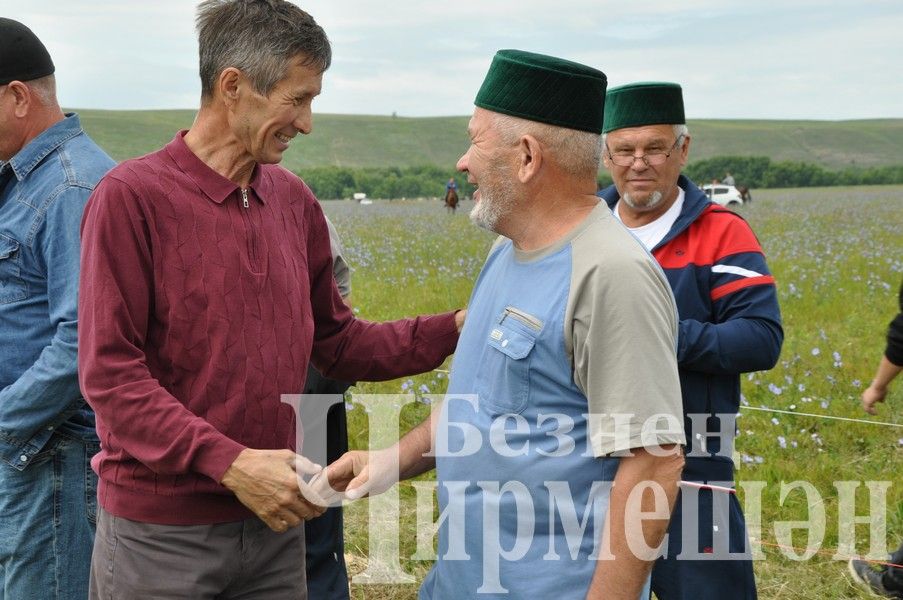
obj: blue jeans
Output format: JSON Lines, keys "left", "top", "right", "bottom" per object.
{"left": 0, "top": 416, "right": 99, "bottom": 600}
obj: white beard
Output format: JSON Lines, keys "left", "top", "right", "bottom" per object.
{"left": 622, "top": 190, "right": 663, "bottom": 211}
{"left": 469, "top": 168, "right": 517, "bottom": 232}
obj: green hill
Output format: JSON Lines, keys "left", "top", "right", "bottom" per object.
{"left": 74, "top": 109, "right": 903, "bottom": 172}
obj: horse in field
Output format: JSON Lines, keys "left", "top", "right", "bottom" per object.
{"left": 738, "top": 186, "right": 753, "bottom": 203}
{"left": 444, "top": 187, "right": 459, "bottom": 213}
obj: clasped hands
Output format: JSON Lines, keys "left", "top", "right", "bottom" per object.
{"left": 220, "top": 447, "right": 398, "bottom": 533}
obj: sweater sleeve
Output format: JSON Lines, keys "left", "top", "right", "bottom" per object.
{"left": 303, "top": 198, "right": 459, "bottom": 381}
{"left": 78, "top": 176, "right": 245, "bottom": 483}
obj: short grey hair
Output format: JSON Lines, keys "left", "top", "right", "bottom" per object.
{"left": 26, "top": 74, "right": 58, "bottom": 107}
{"left": 196, "top": 0, "right": 331, "bottom": 101}
{"left": 602, "top": 123, "right": 690, "bottom": 149}
{"left": 492, "top": 113, "right": 603, "bottom": 179}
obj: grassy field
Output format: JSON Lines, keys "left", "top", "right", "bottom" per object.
{"left": 319, "top": 185, "right": 903, "bottom": 599}
{"left": 74, "top": 108, "right": 903, "bottom": 171}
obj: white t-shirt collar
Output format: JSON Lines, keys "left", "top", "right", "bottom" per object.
{"left": 613, "top": 188, "right": 685, "bottom": 251}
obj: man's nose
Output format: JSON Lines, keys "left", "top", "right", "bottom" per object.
{"left": 456, "top": 150, "right": 470, "bottom": 172}
{"left": 294, "top": 106, "right": 312, "bottom": 135}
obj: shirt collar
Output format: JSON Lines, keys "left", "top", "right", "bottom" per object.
{"left": 7, "top": 113, "right": 83, "bottom": 181}
{"left": 164, "top": 130, "right": 272, "bottom": 205}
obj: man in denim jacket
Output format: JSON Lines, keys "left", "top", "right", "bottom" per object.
{"left": 0, "top": 18, "right": 114, "bottom": 599}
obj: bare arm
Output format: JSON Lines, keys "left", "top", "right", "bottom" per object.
{"left": 862, "top": 355, "right": 903, "bottom": 414}
{"left": 220, "top": 449, "right": 327, "bottom": 532}
{"left": 322, "top": 405, "right": 440, "bottom": 501}
{"left": 396, "top": 407, "right": 439, "bottom": 481}
{"left": 586, "top": 446, "right": 684, "bottom": 600}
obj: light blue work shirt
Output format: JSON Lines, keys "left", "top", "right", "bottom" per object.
{"left": 0, "top": 113, "right": 114, "bottom": 469}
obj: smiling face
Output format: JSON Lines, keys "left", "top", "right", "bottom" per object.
{"left": 603, "top": 124, "right": 689, "bottom": 218}
{"left": 456, "top": 108, "right": 518, "bottom": 232}
{"left": 232, "top": 55, "right": 322, "bottom": 166}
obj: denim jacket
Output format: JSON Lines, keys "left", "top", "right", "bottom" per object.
{"left": 0, "top": 113, "right": 114, "bottom": 469}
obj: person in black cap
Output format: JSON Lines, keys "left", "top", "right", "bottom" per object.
{"left": 0, "top": 17, "right": 114, "bottom": 600}
{"left": 324, "top": 50, "right": 686, "bottom": 599}
{"left": 597, "top": 82, "right": 783, "bottom": 600}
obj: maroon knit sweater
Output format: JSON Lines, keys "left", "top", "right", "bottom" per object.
{"left": 78, "top": 133, "right": 458, "bottom": 524}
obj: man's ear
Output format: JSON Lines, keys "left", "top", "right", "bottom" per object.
{"left": 679, "top": 134, "right": 691, "bottom": 168}
{"left": 7, "top": 81, "right": 32, "bottom": 118}
{"left": 218, "top": 67, "right": 243, "bottom": 108}
{"left": 602, "top": 152, "right": 612, "bottom": 171}
{"left": 517, "top": 134, "right": 543, "bottom": 183}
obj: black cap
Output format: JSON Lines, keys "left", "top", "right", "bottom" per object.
{"left": 0, "top": 18, "right": 55, "bottom": 86}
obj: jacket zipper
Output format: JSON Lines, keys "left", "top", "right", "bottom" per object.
{"left": 238, "top": 188, "right": 261, "bottom": 272}
{"left": 501, "top": 306, "right": 543, "bottom": 331}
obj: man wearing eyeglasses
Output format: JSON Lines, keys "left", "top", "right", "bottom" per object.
{"left": 597, "top": 82, "right": 783, "bottom": 600}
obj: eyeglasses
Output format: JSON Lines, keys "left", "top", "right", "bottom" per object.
{"left": 606, "top": 135, "right": 684, "bottom": 167}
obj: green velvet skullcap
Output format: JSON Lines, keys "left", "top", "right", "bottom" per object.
{"left": 602, "top": 82, "right": 685, "bottom": 133}
{"left": 474, "top": 49, "right": 607, "bottom": 134}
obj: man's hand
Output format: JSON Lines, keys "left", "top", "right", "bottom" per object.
{"left": 454, "top": 309, "right": 467, "bottom": 333}
{"left": 860, "top": 356, "right": 901, "bottom": 415}
{"left": 220, "top": 448, "right": 327, "bottom": 532}
{"left": 313, "top": 413, "right": 438, "bottom": 504}
{"left": 861, "top": 383, "right": 887, "bottom": 415}
{"left": 317, "top": 447, "right": 402, "bottom": 502}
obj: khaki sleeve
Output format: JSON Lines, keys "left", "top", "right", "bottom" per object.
{"left": 566, "top": 215, "right": 686, "bottom": 457}
{"left": 323, "top": 214, "right": 352, "bottom": 298}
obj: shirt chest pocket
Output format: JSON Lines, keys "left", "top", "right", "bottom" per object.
{"left": 474, "top": 306, "right": 543, "bottom": 416}
{"left": 0, "top": 234, "right": 28, "bottom": 305}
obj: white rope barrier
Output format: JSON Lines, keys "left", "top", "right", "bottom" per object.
{"left": 740, "top": 405, "right": 903, "bottom": 428}
{"left": 428, "top": 369, "right": 902, "bottom": 428}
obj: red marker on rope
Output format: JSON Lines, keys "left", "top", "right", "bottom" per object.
{"left": 679, "top": 480, "right": 736, "bottom": 494}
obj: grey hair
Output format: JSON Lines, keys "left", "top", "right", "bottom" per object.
{"left": 196, "top": 0, "right": 331, "bottom": 101}
{"left": 25, "top": 74, "right": 58, "bottom": 107}
{"left": 601, "top": 123, "right": 690, "bottom": 148}
{"left": 491, "top": 113, "right": 603, "bottom": 179}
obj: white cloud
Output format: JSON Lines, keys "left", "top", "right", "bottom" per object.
{"left": 2, "top": 0, "right": 901, "bottom": 118}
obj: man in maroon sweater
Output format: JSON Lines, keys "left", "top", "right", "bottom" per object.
{"left": 77, "top": 1, "right": 463, "bottom": 597}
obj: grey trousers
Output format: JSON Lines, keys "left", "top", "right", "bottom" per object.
{"left": 89, "top": 507, "right": 306, "bottom": 599}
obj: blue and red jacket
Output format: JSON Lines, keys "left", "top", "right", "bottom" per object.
{"left": 599, "top": 175, "right": 783, "bottom": 472}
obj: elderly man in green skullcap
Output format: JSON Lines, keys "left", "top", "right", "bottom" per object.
{"left": 597, "top": 82, "right": 783, "bottom": 600}
{"left": 325, "top": 51, "right": 686, "bottom": 599}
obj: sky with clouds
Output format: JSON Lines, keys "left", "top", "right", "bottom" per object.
{"left": 5, "top": 0, "right": 902, "bottom": 120}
